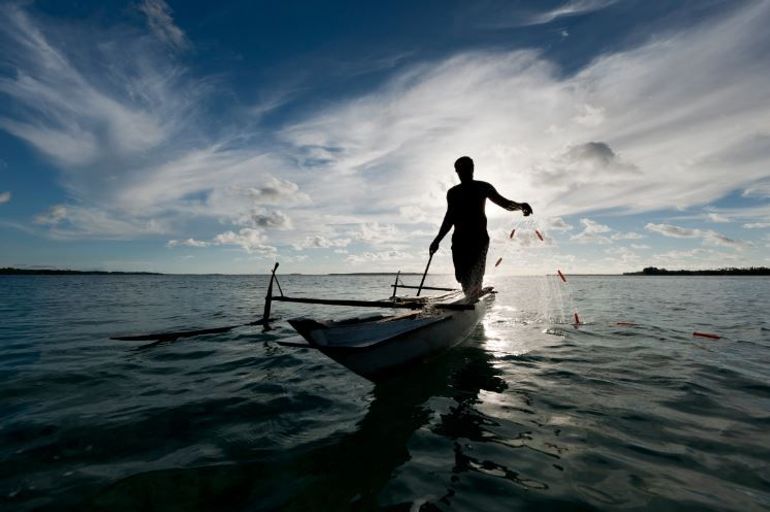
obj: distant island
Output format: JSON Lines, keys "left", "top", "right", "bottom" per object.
{"left": 0, "top": 267, "right": 162, "bottom": 276}
{"left": 624, "top": 266, "right": 770, "bottom": 276}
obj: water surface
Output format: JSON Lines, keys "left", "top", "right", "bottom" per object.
{"left": 1, "top": 274, "right": 769, "bottom": 510}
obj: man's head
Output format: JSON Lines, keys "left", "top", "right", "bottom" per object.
{"left": 454, "top": 156, "right": 474, "bottom": 183}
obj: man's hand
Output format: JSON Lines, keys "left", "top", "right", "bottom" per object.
{"left": 429, "top": 239, "right": 440, "bottom": 255}
{"left": 520, "top": 202, "right": 533, "bottom": 216}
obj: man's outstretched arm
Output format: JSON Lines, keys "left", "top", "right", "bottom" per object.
{"left": 429, "top": 206, "right": 453, "bottom": 255}
{"left": 488, "top": 186, "right": 533, "bottom": 216}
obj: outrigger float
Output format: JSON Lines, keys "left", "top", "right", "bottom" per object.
{"left": 112, "top": 262, "right": 495, "bottom": 381}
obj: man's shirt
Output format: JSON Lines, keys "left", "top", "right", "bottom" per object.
{"left": 446, "top": 180, "right": 496, "bottom": 244}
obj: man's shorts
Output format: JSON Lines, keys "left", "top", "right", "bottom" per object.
{"left": 451, "top": 236, "right": 489, "bottom": 295}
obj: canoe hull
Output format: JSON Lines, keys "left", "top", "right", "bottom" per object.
{"left": 289, "top": 291, "right": 494, "bottom": 381}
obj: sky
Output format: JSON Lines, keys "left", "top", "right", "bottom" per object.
{"left": 0, "top": 0, "right": 769, "bottom": 275}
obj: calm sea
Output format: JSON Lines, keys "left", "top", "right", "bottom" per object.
{"left": 1, "top": 274, "right": 769, "bottom": 511}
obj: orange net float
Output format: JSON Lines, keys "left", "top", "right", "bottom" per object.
{"left": 557, "top": 269, "right": 567, "bottom": 283}
{"left": 509, "top": 228, "right": 516, "bottom": 239}
{"left": 495, "top": 257, "right": 503, "bottom": 267}
{"left": 535, "top": 229, "right": 544, "bottom": 242}
{"left": 693, "top": 331, "right": 721, "bottom": 340}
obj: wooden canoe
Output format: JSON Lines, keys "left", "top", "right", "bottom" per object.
{"left": 287, "top": 287, "right": 495, "bottom": 380}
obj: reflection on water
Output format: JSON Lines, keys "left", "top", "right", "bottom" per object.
{"left": 89, "top": 328, "right": 500, "bottom": 511}
{"left": 3, "top": 275, "right": 770, "bottom": 511}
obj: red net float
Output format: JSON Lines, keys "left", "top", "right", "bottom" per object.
{"left": 509, "top": 228, "right": 516, "bottom": 239}
{"left": 574, "top": 312, "right": 581, "bottom": 325}
{"left": 535, "top": 229, "right": 544, "bottom": 241}
{"left": 693, "top": 331, "right": 721, "bottom": 340}
{"left": 494, "top": 257, "right": 503, "bottom": 267}
{"left": 557, "top": 269, "right": 567, "bottom": 283}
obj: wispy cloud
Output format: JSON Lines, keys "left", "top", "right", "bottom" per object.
{"left": 0, "top": 191, "right": 10, "bottom": 204}
{"left": 137, "top": 0, "right": 189, "bottom": 51}
{"left": 645, "top": 223, "right": 748, "bottom": 249}
{"left": 1, "top": 2, "right": 770, "bottom": 271}
{"left": 167, "top": 238, "right": 209, "bottom": 248}
{"left": 743, "top": 222, "right": 770, "bottom": 229}
{"left": 212, "top": 228, "right": 276, "bottom": 255}
{"left": 346, "top": 250, "right": 413, "bottom": 265}
{"left": 523, "top": 0, "right": 620, "bottom": 26}
{"left": 611, "top": 231, "right": 644, "bottom": 241}
{"left": 705, "top": 212, "right": 730, "bottom": 223}
{"left": 571, "top": 218, "right": 611, "bottom": 244}
{"left": 471, "top": 0, "right": 620, "bottom": 30}
{"left": 292, "top": 235, "right": 351, "bottom": 250}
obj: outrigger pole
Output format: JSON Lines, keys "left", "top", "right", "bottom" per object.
{"left": 112, "top": 262, "right": 471, "bottom": 343}
{"left": 112, "top": 263, "right": 280, "bottom": 342}
{"left": 262, "top": 262, "right": 279, "bottom": 330}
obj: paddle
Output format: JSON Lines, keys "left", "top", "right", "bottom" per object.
{"left": 416, "top": 253, "right": 433, "bottom": 297}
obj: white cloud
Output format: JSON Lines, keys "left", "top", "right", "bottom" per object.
{"left": 477, "top": 0, "right": 620, "bottom": 29}
{"left": 137, "top": 0, "right": 189, "bottom": 51}
{"left": 399, "top": 205, "right": 431, "bottom": 223}
{"left": 239, "top": 176, "right": 309, "bottom": 205}
{"left": 544, "top": 217, "right": 573, "bottom": 231}
{"left": 34, "top": 205, "right": 68, "bottom": 225}
{"left": 2, "top": 2, "right": 770, "bottom": 269}
{"left": 167, "top": 238, "right": 209, "bottom": 248}
{"left": 611, "top": 231, "right": 644, "bottom": 240}
{"left": 0, "top": 191, "right": 10, "bottom": 204}
{"left": 0, "top": 5, "right": 180, "bottom": 170}
{"left": 33, "top": 204, "right": 168, "bottom": 239}
{"left": 212, "top": 228, "right": 276, "bottom": 255}
{"left": 644, "top": 222, "right": 747, "bottom": 249}
{"left": 355, "top": 222, "right": 402, "bottom": 245}
{"left": 743, "top": 179, "right": 770, "bottom": 198}
{"left": 743, "top": 222, "right": 770, "bottom": 229}
{"left": 571, "top": 218, "right": 612, "bottom": 244}
{"left": 526, "top": 0, "right": 619, "bottom": 25}
{"left": 233, "top": 209, "right": 293, "bottom": 230}
{"left": 292, "top": 235, "right": 351, "bottom": 250}
{"left": 706, "top": 212, "right": 730, "bottom": 223}
{"left": 346, "top": 250, "right": 413, "bottom": 264}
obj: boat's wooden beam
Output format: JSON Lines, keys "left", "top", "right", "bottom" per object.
{"left": 271, "top": 295, "right": 477, "bottom": 311}
{"left": 389, "top": 285, "right": 457, "bottom": 292}
{"left": 271, "top": 296, "right": 422, "bottom": 309}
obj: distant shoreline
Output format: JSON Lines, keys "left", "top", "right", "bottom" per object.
{"left": 1, "top": 268, "right": 163, "bottom": 276}
{"left": 623, "top": 266, "right": 770, "bottom": 276}
{"left": 4, "top": 266, "right": 769, "bottom": 277}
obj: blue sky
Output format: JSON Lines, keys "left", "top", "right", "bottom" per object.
{"left": 1, "top": 0, "right": 769, "bottom": 274}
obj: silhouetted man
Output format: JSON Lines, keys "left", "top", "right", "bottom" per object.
{"left": 430, "top": 156, "right": 532, "bottom": 297}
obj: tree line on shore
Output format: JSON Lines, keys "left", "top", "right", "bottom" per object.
{"left": 624, "top": 266, "right": 770, "bottom": 276}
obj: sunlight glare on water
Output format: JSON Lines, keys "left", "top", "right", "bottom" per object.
{"left": 1, "top": 274, "right": 769, "bottom": 511}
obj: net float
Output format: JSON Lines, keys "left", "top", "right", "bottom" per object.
{"left": 535, "top": 229, "right": 544, "bottom": 241}
{"left": 574, "top": 312, "right": 581, "bottom": 325}
{"left": 557, "top": 269, "right": 567, "bottom": 283}
{"left": 495, "top": 257, "right": 503, "bottom": 268}
{"left": 693, "top": 331, "right": 721, "bottom": 340}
